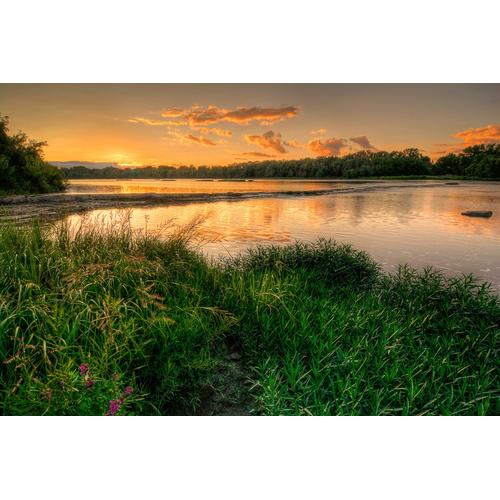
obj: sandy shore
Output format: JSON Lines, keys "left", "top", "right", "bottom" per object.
{"left": 0, "top": 182, "right": 460, "bottom": 222}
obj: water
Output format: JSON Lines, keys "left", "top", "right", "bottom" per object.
{"left": 66, "top": 178, "right": 357, "bottom": 194}
{"left": 65, "top": 180, "right": 500, "bottom": 291}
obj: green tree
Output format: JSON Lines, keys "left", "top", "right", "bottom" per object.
{"left": 0, "top": 115, "right": 65, "bottom": 194}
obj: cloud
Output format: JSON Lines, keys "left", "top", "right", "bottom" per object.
{"left": 307, "top": 137, "right": 348, "bottom": 156}
{"left": 129, "top": 117, "right": 187, "bottom": 127}
{"left": 192, "top": 126, "right": 233, "bottom": 137}
{"left": 161, "top": 105, "right": 299, "bottom": 126}
{"left": 453, "top": 124, "right": 500, "bottom": 146}
{"left": 209, "top": 127, "right": 233, "bottom": 137}
{"left": 161, "top": 108, "right": 185, "bottom": 117}
{"left": 224, "top": 106, "right": 298, "bottom": 125}
{"left": 235, "top": 151, "right": 277, "bottom": 159}
{"left": 184, "top": 134, "right": 217, "bottom": 146}
{"left": 284, "top": 139, "right": 301, "bottom": 148}
{"left": 350, "top": 135, "right": 376, "bottom": 150}
{"left": 245, "top": 131, "right": 288, "bottom": 154}
{"left": 310, "top": 128, "right": 326, "bottom": 135}
{"left": 128, "top": 117, "right": 178, "bottom": 126}
{"left": 428, "top": 124, "right": 500, "bottom": 157}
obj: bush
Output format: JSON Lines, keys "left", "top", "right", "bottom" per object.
{"left": 228, "top": 239, "right": 380, "bottom": 288}
{"left": 0, "top": 115, "right": 65, "bottom": 194}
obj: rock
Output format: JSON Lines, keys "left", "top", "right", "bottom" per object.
{"left": 226, "top": 352, "right": 242, "bottom": 361}
{"left": 461, "top": 211, "right": 493, "bottom": 218}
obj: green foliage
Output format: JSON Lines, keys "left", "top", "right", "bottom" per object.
{"left": 0, "top": 115, "right": 65, "bottom": 194}
{"left": 434, "top": 144, "right": 500, "bottom": 178}
{"left": 220, "top": 256, "right": 499, "bottom": 415}
{"left": 0, "top": 219, "right": 498, "bottom": 415}
{"left": 0, "top": 217, "right": 234, "bottom": 415}
{"left": 228, "top": 239, "right": 380, "bottom": 288}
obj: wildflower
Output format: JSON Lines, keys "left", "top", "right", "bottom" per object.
{"left": 106, "top": 399, "right": 121, "bottom": 416}
{"left": 79, "top": 364, "right": 89, "bottom": 375}
{"left": 124, "top": 386, "right": 133, "bottom": 396}
{"left": 86, "top": 379, "right": 95, "bottom": 389}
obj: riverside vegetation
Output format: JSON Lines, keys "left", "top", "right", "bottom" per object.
{"left": 0, "top": 115, "right": 65, "bottom": 195}
{"left": 0, "top": 216, "right": 498, "bottom": 415}
{"left": 63, "top": 144, "right": 500, "bottom": 180}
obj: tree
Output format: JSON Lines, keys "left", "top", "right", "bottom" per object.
{"left": 0, "top": 115, "right": 65, "bottom": 194}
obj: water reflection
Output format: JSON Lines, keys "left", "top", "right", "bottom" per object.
{"left": 66, "top": 178, "right": 354, "bottom": 194}
{"left": 66, "top": 183, "right": 500, "bottom": 291}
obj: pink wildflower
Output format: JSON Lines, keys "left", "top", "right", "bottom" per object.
{"left": 79, "top": 364, "right": 89, "bottom": 375}
{"left": 124, "top": 386, "right": 133, "bottom": 396}
{"left": 86, "top": 379, "right": 95, "bottom": 389}
{"left": 106, "top": 400, "right": 121, "bottom": 416}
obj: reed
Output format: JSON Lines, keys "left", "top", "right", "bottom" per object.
{"left": 0, "top": 216, "right": 498, "bottom": 415}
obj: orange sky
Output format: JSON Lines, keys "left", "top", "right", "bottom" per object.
{"left": 0, "top": 84, "right": 499, "bottom": 167}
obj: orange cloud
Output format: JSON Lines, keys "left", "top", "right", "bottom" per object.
{"left": 161, "top": 105, "right": 298, "bottom": 126}
{"left": 310, "top": 128, "right": 326, "bottom": 135}
{"left": 193, "top": 126, "right": 233, "bottom": 137}
{"left": 236, "top": 151, "right": 277, "bottom": 158}
{"left": 307, "top": 137, "right": 348, "bottom": 156}
{"left": 225, "top": 106, "right": 298, "bottom": 125}
{"left": 184, "top": 134, "right": 217, "bottom": 146}
{"left": 128, "top": 117, "right": 176, "bottom": 126}
{"left": 453, "top": 124, "right": 500, "bottom": 146}
{"left": 429, "top": 124, "right": 500, "bottom": 157}
{"left": 350, "top": 135, "right": 376, "bottom": 150}
{"left": 129, "top": 117, "right": 187, "bottom": 127}
{"left": 161, "top": 108, "right": 185, "bottom": 117}
{"left": 245, "top": 131, "right": 288, "bottom": 154}
{"left": 284, "top": 139, "right": 301, "bottom": 148}
{"left": 209, "top": 127, "right": 232, "bottom": 137}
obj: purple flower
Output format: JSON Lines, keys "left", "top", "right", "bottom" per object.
{"left": 124, "top": 386, "right": 133, "bottom": 396}
{"left": 79, "top": 364, "right": 89, "bottom": 375}
{"left": 86, "top": 379, "right": 95, "bottom": 389}
{"left": 106, "top": 400, "right": 121, "bottom": 416}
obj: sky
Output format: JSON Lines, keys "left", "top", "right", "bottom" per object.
{"left": 0, "top": 84, "right": 499, "bottom": 167}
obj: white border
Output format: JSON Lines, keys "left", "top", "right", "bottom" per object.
{"left": 1, "top": 1, "right": 498, "bottom": 498}
{"left": 1, "top": 0, "right": 499, "bottom": 82}
{"left": 1, "top": 417, "right": 498, "bottom": 499}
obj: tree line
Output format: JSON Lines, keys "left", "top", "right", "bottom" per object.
{"left": 63, "top": 145, "right": 500, "bottom": 180}
{"left": 1, "top": 110, "right": 499, "bottom": 197}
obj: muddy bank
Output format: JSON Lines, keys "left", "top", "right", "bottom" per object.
{"left": 0, "top": 182, "right": 460, "bottom": 222}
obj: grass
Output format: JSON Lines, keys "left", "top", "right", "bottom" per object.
{"left": 0, "top": 216, "right": 498, "bottom": 415}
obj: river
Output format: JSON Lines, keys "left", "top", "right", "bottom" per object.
{"left": 65, "top": 179, "right": 500, "bottom": 291}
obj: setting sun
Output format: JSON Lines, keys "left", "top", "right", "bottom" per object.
{"left": 1, "top": 84, "right": 498, "bottom": 168}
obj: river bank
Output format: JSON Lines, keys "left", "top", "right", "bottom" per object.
{"left": 0, "top": 219, "right": 498, "bottom": 415}
{"left": 0, "top": 181, "right": 464, "bottom": 222}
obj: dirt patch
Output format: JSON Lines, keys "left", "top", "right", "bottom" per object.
{"left": 196, "top": 351, "right": 255, "bottom": 416}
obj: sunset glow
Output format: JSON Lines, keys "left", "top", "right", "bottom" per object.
{"left": 0, "top": 83, "right": 499, "bottom": 167}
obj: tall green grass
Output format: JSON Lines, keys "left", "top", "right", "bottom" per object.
{"left": 0, "top": 216, "right": 498, "bottom": 415}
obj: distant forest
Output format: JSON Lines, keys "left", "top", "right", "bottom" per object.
{"left": 62, "top": 145, "right": 500, "bottom": 180}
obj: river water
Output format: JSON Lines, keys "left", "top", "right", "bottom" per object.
{"left": 66, "top": 180, "right": 500, "bottom": 291}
